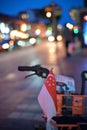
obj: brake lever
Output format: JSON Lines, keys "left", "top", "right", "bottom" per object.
{"left": 25, "top": 73, "right": 36, "bottom": 79}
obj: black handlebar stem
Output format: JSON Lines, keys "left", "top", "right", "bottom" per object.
{"left": 18, "top": 65, "right": 49, "bottom": 78}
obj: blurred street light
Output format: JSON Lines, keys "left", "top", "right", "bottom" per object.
{"left": 45, "top": 0, "right": 61, "bottom": 41}
{"left": 46, "top": 12, "right": 52, "bottom": 18}
{"left": 20, "top": 23, "right": 27, "bottom": 32}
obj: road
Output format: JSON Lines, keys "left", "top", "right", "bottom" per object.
{"left": 0, "top": 39, "right": 66, "bottom": 129}
{"left": 0, "top": 39, "right": 87, "bottom": 130}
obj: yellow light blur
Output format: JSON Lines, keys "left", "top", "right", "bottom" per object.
{"left": 73, "top": 26, "right": 78, "bottom": 30}
{"left": 9, "top": 40, "right": 14, "bottom": 45}
{"left": 10, "top": 30, "right": 18, "bottom": 39}
{"left": 48, "top": 42, "right": 56, "bottom": 53}
{"left": 21, "top": 14, "right": 28, "bottom": 19}
{"left": 10, "top": 30, "right": 29, "bottom": 39}
{"left": 20, "top": 24, "right": 27, "bottom": 32}
{"left": 57, "top": 35, "right": 63, "bottom": 41}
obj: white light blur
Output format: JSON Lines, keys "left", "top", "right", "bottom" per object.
{"left": 46, "top": 30, "right": 52, "bottom": 36}
{"left": 57, "top": 24, "right": 63, "bottom": 30}
{"left": 35, "top": 29, "right": 41, "bottom": 35}
{"left": 0, "top": 22, "right": 10, "bottom": 34}
{"left": 2, "top": 43, "right": 9, "bottom": 49}
{"left": 1, "top": 34, "right": 5, "bottom": 39}
{"left": 29, "top": 38, "right": 36, "bottom": 45}
{"left": 46, "top": 12, "right": 52, "bottom": 18}
{"left": 17, "top": 40, "right": 25, "bottom": 46}
{"left": 5, "top": 27, "right": 10, "bottom": 33}
{"left": 66, "top": 23, "right": 73, "bottom": 30}
{"left": 0, "top": 25, "right": 6, "bottom": 33}
{"left": 0, "top": 22, "right": 5, "bottom": 30}
{"left": 48, "top": 35, "right": 55, "bottom": 42}
{"left": 27, "top": 25, "right": 31, "bottom": 30}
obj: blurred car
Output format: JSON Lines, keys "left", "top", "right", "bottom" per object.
{"left": 0, "top": 39, "right": 20, "bottom": 52}
{"left": 0, "top": 39, "right": 10, "bottom": 52}
{"left": 29, "top": 37, "right": 37, "bottom": 45}
{"left": 16, "top": 37, "right": 37, "bottom": 47}
{"left": 28, "top": 36, "right": 40, "bottom": 46}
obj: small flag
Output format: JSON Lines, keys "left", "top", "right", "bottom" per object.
{"left": 38, "top": 69, "right": 57, "bottom": 121}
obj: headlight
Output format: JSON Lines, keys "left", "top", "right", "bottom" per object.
{"left": 29, "top": 37, "right": 37, "bottom": 45}
{"left": 48, "top": 35, "right": 55, "bottom": 42}
{"left": 2, "top": 43, "right": 9, "bottom": 49}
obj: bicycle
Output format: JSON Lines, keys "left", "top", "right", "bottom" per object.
{"left": 18, "top": 65, "right": 87, "bottom": 130}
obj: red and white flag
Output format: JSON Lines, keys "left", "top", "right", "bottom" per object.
{"left": 38, "top": 69, "right": 57, "bottom": 121}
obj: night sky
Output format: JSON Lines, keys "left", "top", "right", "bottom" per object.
{"left": 0, "top": 0, "right": 84, "bottom": 25}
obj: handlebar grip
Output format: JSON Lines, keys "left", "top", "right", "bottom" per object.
{"left": 18, "top": 65, "right": 49, "bottom": 78}
{"left": 18, "top": 66, "right": 33, "bottom": 71}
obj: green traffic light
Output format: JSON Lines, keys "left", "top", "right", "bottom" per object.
{"left": 73, "top": 29, "right": 79, "bottom": 34}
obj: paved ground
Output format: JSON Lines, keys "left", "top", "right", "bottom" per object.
{"left": 0, "top": 48, "right": 87, "bottom": 130}
{"left": 0, "top": 118, "right": 45, "bottom": 130}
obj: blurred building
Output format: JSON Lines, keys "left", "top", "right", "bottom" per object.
{"left": 0, "top": 13, "right": 48, "bottom": 51}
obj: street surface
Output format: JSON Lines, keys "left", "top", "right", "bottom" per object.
{"left": 0, "top": 39, "right": 87, "bottom": 130}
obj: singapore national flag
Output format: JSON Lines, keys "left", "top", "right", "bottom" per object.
{"left": 38, "top": 69, "right": 57, "bottom": 121}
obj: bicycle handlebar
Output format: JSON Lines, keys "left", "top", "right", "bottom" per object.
{"left": 18, "top": 65, "right": 41, "bottom": 71}
{"left": 18, "top": 65, "right": 49, "bottom": 78}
